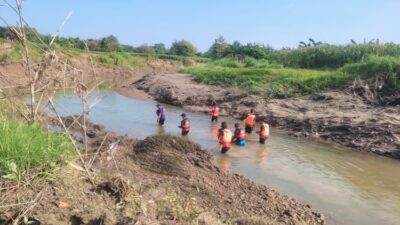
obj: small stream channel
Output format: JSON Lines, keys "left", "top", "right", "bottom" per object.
{"left": 51, "top": 90, "right": 400, "bottom": 225}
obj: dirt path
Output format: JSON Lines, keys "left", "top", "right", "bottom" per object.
{"left": 131, "top": 73, "right": 400, "bottom": 159}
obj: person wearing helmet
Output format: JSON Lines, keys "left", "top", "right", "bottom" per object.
{"left": 218, "top": 121, "right": 233, "bottom": 154}
{"left": 156, "top": 104, "right": 166, "bottom": 126}
{"left": 178, "top": 113, "right": 190, "bottom": 136}
{"left": 210, "top": 101, "right": 220, "bottom": 123}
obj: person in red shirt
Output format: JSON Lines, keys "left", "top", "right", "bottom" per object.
{"left": 218, "top": 121, "right": 233, "bottom": 154}
{"left": 178, "top": 113, "right": 190, "bottom": 136}
{"left": 210, "top": 101, "right": 220, "bottom": 123}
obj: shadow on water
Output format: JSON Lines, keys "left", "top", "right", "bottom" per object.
{"left": 51, "top": 90, "right": 400, "bottom": 225}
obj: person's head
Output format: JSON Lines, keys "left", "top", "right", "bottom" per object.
{"left": 181, "top": 113, "right": 186, "bottom": 118}
{"left": 250, "top": 109, "right": 254, "bottom": 113}
{"left": 234, "top": 123, "right": 240, "bottom": 128}
{"left": 221, "top": 121, "right": 228, "bottom": 129}
{"left": 156, "top": 103, "right": 161, "bottom": 108}
{"left": 212, "top": 101, "right": 217, "bottom": 106}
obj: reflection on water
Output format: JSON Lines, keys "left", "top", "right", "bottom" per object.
{"left": 52, "top": 90, "right": 400, "bottom": 225}
{"left": 255, "top": 145, "right": 268, "bottom": 164}
{"left": 218, "top": 154, "right": 231, "bottom": 174}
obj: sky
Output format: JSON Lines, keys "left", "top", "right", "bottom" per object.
{"left": 0, "top": 0, "right": 399, "bottom": 52}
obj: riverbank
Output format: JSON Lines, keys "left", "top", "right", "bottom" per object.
{"left": 0, "top": 57, "right": 327, "bottom": 224}
{"left": 1, "top": 116, "right": 325, "bottom": 225}
{"left": 126, "top": 72, "right": 400, "bottom": 159}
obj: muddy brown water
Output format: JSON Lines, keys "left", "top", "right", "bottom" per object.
{"left": 51, "top": 90, "right": 400, "bottom": 225}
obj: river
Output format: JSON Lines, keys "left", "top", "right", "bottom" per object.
{"left": 51, "top": 90, "right": 400, "bottom": 225}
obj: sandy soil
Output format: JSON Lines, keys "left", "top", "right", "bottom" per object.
{"left": 131, "top": 73, "right": 400, "bottom": 159}
{"left": 0, "top": 118, "right": 325, "bottom": 225}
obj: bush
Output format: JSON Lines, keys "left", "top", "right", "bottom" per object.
{"left": 210, "top": 57, "right": 242, "bottom": 68}
{"left": 271, "top": 44, "right": 400, "bottom": 69}
{"left": 0, "top": 120, "right": 73, "bottom": 178}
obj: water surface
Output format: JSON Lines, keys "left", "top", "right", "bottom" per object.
{"left": 52, "top": 90, "right": 400, "bottom": 225}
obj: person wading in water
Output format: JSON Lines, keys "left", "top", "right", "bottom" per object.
{"left": 156, "top": 104, "right": 166, "bottom": 126}
{"left": 256, "top": 120, "right": 270, "bottom": 144}
{"left": 178, "top": 113, "right": 190, "bottom": 136}
{"left": 244, "top": 109, "right": 256, "bottom": 134}
{"left": 210, "top": 101, "right": 220, "bottom": 123}
{"left": 232, "top": 123, "right": 246, "bottom": 146}
{"left": 218, "top": 121, "right": 233, "bottom": 154}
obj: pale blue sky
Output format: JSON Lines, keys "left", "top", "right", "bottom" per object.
{"left": 1, "top": 0, "right": 399, "bottom": 51}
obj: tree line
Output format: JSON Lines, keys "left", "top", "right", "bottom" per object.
{"left": 2, "top": 26, "right": 400, "bottom": 69}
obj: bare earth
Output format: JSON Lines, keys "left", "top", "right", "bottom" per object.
{"left": 130, "top": 73, "right": 400, "bottom": 159}
{"left": 1, "top": 118, "right": 325, "bottom": 225}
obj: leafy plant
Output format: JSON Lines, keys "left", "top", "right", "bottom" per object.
{"left": 0, "top": 120, "right": 73, "bottom": 177}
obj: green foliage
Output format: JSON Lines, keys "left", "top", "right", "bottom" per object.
{"left": 210, "top": 57, "right": 242, "bottom": 68}
{"left": 272, "top": 43, "right": 400, "bottom": 69}
{"left": 206, "top": 38, "right": 274, "bottom": 60}
{"left": 209, "top": 57, "right": 277, "bottom": 69}
{"left": 96, "top": 52, "right": 143, "bottom": 67}
{"left": 341, "top": 55, "right": 400, "bottom": 90}
{"left": 180, "top": 66, "right": 352, "bottom": 98}
{"left": 100, "top": 35, "right": 120, "bottom": 51}
{"left": 0, "top": 120, "right": 73, "bottom": 177}
{"left": 206, "top": 36, "right": 230, "bottom": 59}
{"left": 169, "top": 40, "right": 197, "bottom": 57}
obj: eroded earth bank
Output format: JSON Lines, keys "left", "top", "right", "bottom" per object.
{"left": 1, "top": 118, "right": 325, "bottom": 225}
{"left": 127, "top": 73, "right": 400, "bottom": 159}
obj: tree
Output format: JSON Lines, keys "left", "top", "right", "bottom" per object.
{"left": 136, "top": 44, "right": 155, "bottom": 54}
{"left": 206, "top": 36, "right": 229, "bottom": 59}
{"left": 100, "top": 35, "right": 120, "bottom": 51}
{"left": 169, "top": 40, "right": 197, "bottom": 56}
{"left": 153, "top": 43, "right": 167, "bottom": 54}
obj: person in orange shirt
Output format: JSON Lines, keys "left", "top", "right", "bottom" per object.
{"left": 257, "top": 120, "right": 270, "bottom": 144}
{"left": 244, "top": 109, "right": 256, "bottom": 134}
{"left": 210, "top": 101, "right": 220, "bottom": 123}
{"left": 218, "top": 121, "right": 233, "bottom": 154}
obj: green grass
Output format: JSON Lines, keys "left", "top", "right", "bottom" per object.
{"left": 180, "top": 66, "right": 351, "bottom": 98}
{"left": 95, "top": 52, "right": 144, "bottom": 67}
{"left": 209, "top": 57, "right": 278, "bottom": 68}
{"left": 0, "top": 120, "right": 74, "bottom": 178}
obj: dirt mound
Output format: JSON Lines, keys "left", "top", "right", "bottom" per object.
{"left": 133, "top": 135, "right": 325, "bottom": 225}
{"left": 134, "top": 135, "right": 206, "bottom": 177}
{"left": 133, "top": 73, "right": 400, "bottom": 159}
{"left": 0, "top": 132, "right": 325, "bottom": 225}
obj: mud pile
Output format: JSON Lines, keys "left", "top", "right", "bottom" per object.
{"left": 133, "top": 73, "right": 400, "bottom": 159}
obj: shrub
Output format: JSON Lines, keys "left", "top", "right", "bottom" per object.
{"left": 0, "top": 120, "right": 73, "bottom": 178}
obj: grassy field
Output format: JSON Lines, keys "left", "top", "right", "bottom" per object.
{"left": 181, "top": 55, "right": 400, "bottom": 97}
{"left": 181, "top": 66, "right": 351, "bottom": 97}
